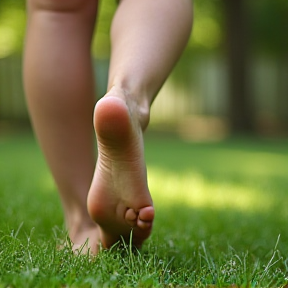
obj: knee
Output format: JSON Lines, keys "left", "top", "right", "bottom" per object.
{"left": 28, "top": 0, "right": 96, "bottom": 13}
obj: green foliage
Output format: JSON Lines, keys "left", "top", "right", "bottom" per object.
{"left": 0, "top": 131, "right": 288, "bottom": 287}
{"left": 92, "top": 1, "right": 117, "bottom": 58}
{"left": 249, "top": 0, "right": 288, "bottom": 56}
{"left": 1, "top": 0, "right": 287, "bottom": 58}
{"left": 0, "top": 0, "right": 117, "bottom": 58}
{"left": 0, "top": 0, "right": 26, "bottom": 57}
{"left": 189, "top": 0, "right": 224, "bottom": 52}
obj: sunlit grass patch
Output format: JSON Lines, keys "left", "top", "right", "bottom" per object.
{"left": 148, "top": 167, "right": 274, "bottom": 213}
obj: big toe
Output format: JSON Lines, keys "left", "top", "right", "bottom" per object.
{"left": 137, "top": 206, "right": 155, "bottom": 230}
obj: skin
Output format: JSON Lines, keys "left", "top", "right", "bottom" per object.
{"left": 23, "top": 0, "right": 193, "bottom": 254}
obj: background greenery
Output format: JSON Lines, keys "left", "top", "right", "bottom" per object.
{"left": 0, "top": 0, "right": 288, "bottom": 135}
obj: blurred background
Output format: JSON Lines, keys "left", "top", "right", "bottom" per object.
{"left": 0, "top": 0, "right": 287, "bottom": 140}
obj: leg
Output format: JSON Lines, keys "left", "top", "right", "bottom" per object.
{"left": 23, "top": 0, "right": 100, "bottom": 253}
{"left": 87, "top": 0, "right": 193, "bottom": 248}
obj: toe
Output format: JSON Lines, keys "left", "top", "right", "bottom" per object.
{"left": 136, "top": 206, "right": 154, "bottom": 230}
{"left": 125, "top": 208, "right": 138, "bottom": 227}
{"left": 139, "top": 206, "right": 155, "bottom": 222}
{"left": 137, "top": 218, "right": 153, "bottom": 230}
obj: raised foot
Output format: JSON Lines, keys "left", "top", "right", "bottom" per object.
{"left": 87, "top": 90, "right": 154, "bottom": 248}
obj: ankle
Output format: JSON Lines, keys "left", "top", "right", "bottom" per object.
{"left": 64, "top": 207, "right": 94, "bottom": 231}
{"left": 69, "top": 220, "right": 97, "bottom": 237}
{"left": 106, "top": 85, "right": 151, "bottom": 131}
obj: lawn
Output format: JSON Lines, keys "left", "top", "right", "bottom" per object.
{"left": 0, "top": 129, "right": 288, "bottom": 287}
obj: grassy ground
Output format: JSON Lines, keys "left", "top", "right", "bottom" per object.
{"left": 0, "top": 129, "right": 288, "bottom": 287}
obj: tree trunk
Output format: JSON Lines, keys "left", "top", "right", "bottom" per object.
{"left": 223, "top": 0, "right": 254, "bottom": 133}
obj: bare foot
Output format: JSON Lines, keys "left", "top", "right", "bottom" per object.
{"left": 68, "top": 222, "right": 100, "bottom": 254}
{"left": 62, "top": 218, "right": 100, "bottom": 255}
{"left": 87, "top": 87, "right": 154, "bottom": 248}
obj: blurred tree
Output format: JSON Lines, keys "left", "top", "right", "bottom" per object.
{"left": 222, "top": 0, "right": 254, "bottom": 133}
{"left": 249, "top": 0, "right": 288, "bottom": 56}
{"left": 249, "top": 0, "right": 288, "bottom": 127}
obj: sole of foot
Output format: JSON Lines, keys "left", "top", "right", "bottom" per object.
{"left": 87, "top": 89, "right": 154, "bottom": 248}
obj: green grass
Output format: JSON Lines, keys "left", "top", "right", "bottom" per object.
{"left": 0, "top": 130, "right": 288, "bottom": 287}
